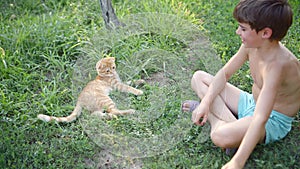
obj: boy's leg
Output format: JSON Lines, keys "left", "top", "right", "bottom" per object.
{"left": 209, "top": 114, "right": 253, "bottom": 148}
{"left": 190, "top": 70, "right": 241, "bottom": 121}
{"left": 187, "top": 70, "right": 253, "bottom": 148}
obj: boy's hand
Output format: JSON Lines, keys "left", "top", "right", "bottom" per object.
{"left": 191, "top": 102, "right": 209, "bottom": 126}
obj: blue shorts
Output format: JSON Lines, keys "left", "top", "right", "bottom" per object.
{"left": 238, "top": 91, "right": 294, "bottom": 144}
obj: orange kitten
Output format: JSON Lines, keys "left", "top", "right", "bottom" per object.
{"left": 37, "top": 57, "right": 143, "bottom": 122}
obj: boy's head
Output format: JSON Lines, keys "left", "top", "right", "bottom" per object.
{"left": 233, "top": 0, "right": 293, "bottom": 41}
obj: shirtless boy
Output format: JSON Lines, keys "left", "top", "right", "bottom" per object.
{"left": 182, "top": 0, "right": 300, "bottom": 168}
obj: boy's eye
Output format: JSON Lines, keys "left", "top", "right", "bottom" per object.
{"left": 238, "top": 24, "right": 247, "bottom": 31}
{"left": 240, "top": 26, "right": 246, "bottom": 31}
{"left": 238, "top": 26, "right": 244, "bottom": 31}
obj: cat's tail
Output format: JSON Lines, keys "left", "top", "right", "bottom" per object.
{"left": 37, "top": 105, "right": 82, "bottom": 123}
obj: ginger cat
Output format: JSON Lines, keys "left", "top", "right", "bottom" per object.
{"left": 37, "top": 57, "right": 143, "bottom": 122}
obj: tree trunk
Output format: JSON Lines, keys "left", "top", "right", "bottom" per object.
{"left": 99, "top": 0, "right": 124, "bottom": 29}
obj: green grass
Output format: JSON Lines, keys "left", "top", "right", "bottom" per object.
{"left": 1, "top": 0, "right": 299, "bottom": 168}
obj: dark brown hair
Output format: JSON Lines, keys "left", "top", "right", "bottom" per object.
{"left": 233, "top": 0, "right": 293, "bottom": 41}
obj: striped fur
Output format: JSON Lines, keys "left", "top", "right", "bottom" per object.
{"left": 37, "top": 57, "right": 143, "bottom": 123}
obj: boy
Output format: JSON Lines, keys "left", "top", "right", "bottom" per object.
{"left": 182, "top": 0, "right": 300, "bottom": 168}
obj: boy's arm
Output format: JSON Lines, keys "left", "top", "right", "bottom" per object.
{"left": 193, "top": 44, "right": 248, "bottom": 125}
{"left": 223, "top": 62, "right": 284, "bottom": 168}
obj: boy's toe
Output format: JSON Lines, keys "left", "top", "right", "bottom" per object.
{"left": 181, "top": 100, "right": 200, "bottom": 112}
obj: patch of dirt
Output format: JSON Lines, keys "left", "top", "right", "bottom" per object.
{"left": 85, "top": 149, "right": 144, "bottom": 169}
{"left": 144, "top": 71, "right": 173, "bottom": 86}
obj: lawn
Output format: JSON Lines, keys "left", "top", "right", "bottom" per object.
{"left": 0, "top": 0, "right": 299, "bottom": 168}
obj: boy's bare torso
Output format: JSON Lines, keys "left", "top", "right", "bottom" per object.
{"left": 248, "top": 43, "right": 300, "bottom": 117}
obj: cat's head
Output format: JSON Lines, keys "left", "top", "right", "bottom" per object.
{"left": 96, "top": 57, "right": 116, "bottom": 77}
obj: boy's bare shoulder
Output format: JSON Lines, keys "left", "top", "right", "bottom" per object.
{"left": 278, "top": 44, "right": 299, "bottom": 70}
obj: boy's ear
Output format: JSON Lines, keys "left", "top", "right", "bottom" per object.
{"left": 261, "top": 27, "right": 272, "bottom": 39}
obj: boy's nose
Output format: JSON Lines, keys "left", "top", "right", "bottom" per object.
{"left": 236, "top": 28, "right": 241, "bottom": 35}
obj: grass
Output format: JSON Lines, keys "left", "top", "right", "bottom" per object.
{"left": 0, "top": 0, "right": 299, "bottom": 168}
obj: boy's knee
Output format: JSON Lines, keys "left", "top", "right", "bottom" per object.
{"left": 192, "top": 70, "right": 206, "bottom": 80}
{"left": 210, "top": 129, "right": 232, "bottom": 148}
{"left": 191, "top": 70, "right": 208, "bottom": 86}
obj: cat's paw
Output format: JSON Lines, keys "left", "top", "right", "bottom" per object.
{"left": 126, "top": 109, "right": 135, "bottom": 114}
{"left": 117, "top": 109, "right": 135, "bottom": 114}
{"left": 134, "top": 89, "right": 143, "bottom": 95}
{"left": 93, "top": 111, "right": 118, "bottom": 120}
{"left": 106, "top": 113, "right": 118, "bottom": 119}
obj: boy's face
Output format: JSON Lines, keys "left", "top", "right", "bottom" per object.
{"left": 236, "top": 22, "right": 263, "bottom": 48}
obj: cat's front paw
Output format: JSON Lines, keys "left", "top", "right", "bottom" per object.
{"left": 126, "top": 109, "right": 135, "bottom": 114}
{"left": 134, "top": 89, "right": 143, "bottom": 95}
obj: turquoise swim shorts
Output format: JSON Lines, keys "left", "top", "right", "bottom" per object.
{"left": 238, "top": 91, "right": 294, "bottom": 144}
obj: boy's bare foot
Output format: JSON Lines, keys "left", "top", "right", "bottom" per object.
{"left": 181, "top": 100, "right": 200, "bottom": 112}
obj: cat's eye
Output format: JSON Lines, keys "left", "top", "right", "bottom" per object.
{"left": 112, "top": 66, "right": 115, "bottom": 69}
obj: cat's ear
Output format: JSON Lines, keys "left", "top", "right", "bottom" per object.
{"left": 109, "top": 57, "right": 115, "bottom": 62}
{"left": 96, "top": 60, "right": 102, "bottom": 70}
